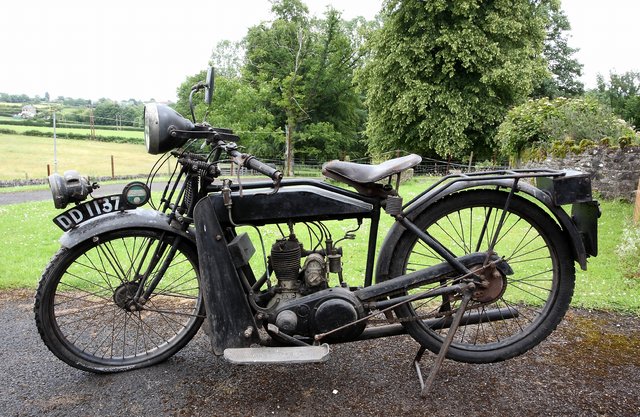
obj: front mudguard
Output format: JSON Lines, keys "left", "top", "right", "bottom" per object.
{"left": 58, "top": 208, "right": 196, "bottom": 249}
{"left": 193, "top": 197, "right": 260, "bottom": 355}
{"left": 376, "top": 178, "right": 597, "bottom": 285}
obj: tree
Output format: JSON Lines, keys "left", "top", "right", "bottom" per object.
{"left": 243, "top": 0, "right": 367, "bottom": 173}
{"left": 210, "top": 40, "right": 245, "bottom": 78}
{"left": 244, "top": 0, "right": 311, "bottom": 175}
{"left": 93, "top": 99, "right": 141, "bottom": 127}
{"left": 175, "top": 71, "right": 278, "bottom": 157}
{"left": 358, "top": 0, "right": 550, "bottom": 160}
{"left": 299, "top": 10, "right": 369, "bottom": 160}
{"left": 532, "top": 1, "right": 584, "bottom": 98}
{"left": 596, "top": 70, "right": 640, "bottom": 129}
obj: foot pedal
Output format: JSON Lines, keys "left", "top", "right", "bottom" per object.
{"left": 224, "top": 344, "right": 330, "bottom": 365}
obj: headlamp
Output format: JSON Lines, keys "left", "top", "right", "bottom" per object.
{"left": 48, "top": 170, "right": 92, "bottom": 209}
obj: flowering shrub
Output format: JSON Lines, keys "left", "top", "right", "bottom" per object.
{"left": 496, "top": 96, "right": 638, "bottom": 159}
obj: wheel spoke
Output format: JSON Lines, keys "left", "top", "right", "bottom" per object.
{"left": 36, "top": 229, "right": 203, "bottom": 371}
{"left": 388, "top": 191, "right": 574, "bottom": 363}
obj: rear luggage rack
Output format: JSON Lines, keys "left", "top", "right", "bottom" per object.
{"left": 406, "top": 168, "right": 592, "bottom": 209}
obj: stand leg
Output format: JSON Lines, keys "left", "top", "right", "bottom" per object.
{"left": 413, "top": 346, "right": 427, "bottom": 392}
{"left": 414, "top": 289, "right": 473, "bottom": 397}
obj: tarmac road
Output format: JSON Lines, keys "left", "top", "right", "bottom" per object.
{"left": 0, "top": 184, "right": 155, "bottom": 206}
{"left": 1, "top": 290, "right": 638, "bottom": 417}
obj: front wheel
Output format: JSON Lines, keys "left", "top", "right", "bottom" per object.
{"left": 388, "top": 190, "right": 575, "bottom": 363}
{"left": 34, "top": 228, "right": 204, "bottom": 373}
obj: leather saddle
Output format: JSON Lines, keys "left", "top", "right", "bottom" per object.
{"left": 322, "top": 154, "right": 422, "bottom": 197}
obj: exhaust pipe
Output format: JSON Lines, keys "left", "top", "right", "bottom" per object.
{"left": 356, "top": 306, "right": 520, "bottom": 341}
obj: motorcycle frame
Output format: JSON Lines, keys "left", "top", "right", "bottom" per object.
{"left": 192, "top": 170, "right": 598, "bottom": 355}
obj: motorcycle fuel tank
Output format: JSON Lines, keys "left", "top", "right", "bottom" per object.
{"left": 209, "top": 182, "right": 376, "bottom": 226}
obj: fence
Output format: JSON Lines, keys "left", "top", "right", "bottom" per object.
{"left": 218, "top": 155, "right": 507, "bottom": 178}
{"left": 1, "top": 153, "right": 507, "bottom": 188}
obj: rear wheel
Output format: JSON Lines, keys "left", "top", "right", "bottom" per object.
{"left": 388, "top": 190, "right": 575, "bottom": 363}
{"left": 34, "top": 228, "right": 204, "bottom": 373}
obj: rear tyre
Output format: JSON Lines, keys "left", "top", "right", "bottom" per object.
{"left": 34, "top": 228, "right": 204, "bottom": 372}
{"left": 388, "top": 190, "right": 575, "bottom": 363}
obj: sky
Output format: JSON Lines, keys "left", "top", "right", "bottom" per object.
{"left": 1, "top": 0, "right": 638, "bottom": 103}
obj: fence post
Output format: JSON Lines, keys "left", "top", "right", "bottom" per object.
{"left": 111, "top": 155, "right": 115, "bottom": 179}
{"left": 634, "top": 178, "right": 640, "bottom": 224}
{"left": 47, "top": 164, "right": 50, "bottom": 176}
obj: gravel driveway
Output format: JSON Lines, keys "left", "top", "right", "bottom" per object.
{"left": 1, "top": 290, "right": 638, "bottom": 417}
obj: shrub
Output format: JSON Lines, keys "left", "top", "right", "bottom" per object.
{"left": 497, "top": 96, "right": 637, "bottom": 158}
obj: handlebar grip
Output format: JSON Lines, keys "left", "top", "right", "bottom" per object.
{"left": 244, "top": 156, "right": 283, "bottom": 181}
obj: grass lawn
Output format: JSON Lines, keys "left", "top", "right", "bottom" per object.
{"left": 0, "top": 133, "right": 160, "bottom": 180}
{"left": 0, "top": 178, "right": 638, "bottom": 313}
{"left": 0, "top": 123, "right": 143, "bottom": 140}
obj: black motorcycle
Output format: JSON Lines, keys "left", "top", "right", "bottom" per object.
{"left": 34, "top": 69, "right": 599, "bottom": 393}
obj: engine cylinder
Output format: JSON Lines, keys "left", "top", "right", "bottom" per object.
{"left": 271, "top": 237, "right": 301, "bottom": 281}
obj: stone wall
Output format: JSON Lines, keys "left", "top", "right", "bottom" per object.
{"left": 525, "top": 146, "right": 640, "bottom": 201}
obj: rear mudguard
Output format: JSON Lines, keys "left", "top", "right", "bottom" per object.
{"left": 376, "top": 178, "right": 595, "bottom": 285}
{"left": 58, "top": 208, "right": 196, "bottom": 249}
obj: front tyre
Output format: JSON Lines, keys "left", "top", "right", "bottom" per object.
{"left": 34, "top": 228, "right": 204, "bottom": 373}
{"left": 388, "top": 190, "right": 575, "bottom": 363}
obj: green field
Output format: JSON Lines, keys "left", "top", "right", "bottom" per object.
{"left": 0, "top": 133, "right": 159, "bottom": 180}
{"left": 0, "top": 179, "right": 637, "bottom": 313}
{"left": 0, "top": 123, "right": 143, "bottom": 140}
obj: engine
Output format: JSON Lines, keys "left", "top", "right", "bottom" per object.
{"left": 264, "top": 234, "right": 366, "bottom": 343}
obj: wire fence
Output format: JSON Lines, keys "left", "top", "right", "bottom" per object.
{"left": 1, "top": 152, "right": 509, "bottom": 188}
{"left": 217, "top": 154, "right": 509, "bottom": 178}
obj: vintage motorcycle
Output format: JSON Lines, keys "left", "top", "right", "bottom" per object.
{"left": 34, "top": 69, "right": 599, "bottom": 393}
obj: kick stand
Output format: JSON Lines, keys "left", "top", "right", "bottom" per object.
{"left": 414, "top": 289, "right": 473, "bottom": 397}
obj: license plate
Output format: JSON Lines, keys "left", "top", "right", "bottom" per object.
{"left": 53, "top": 195, "right": 123, "bottom": 231}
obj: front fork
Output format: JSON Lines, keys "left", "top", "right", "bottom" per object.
{"left": 130, "top": 233, "right": 182, "bottom": 308}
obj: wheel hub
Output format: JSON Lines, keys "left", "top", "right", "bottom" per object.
{"left": 113, "top": 282, "right": 143, "bottom": 311}
{"left": 471, "top": 263, "right": 507, "bottom": 303}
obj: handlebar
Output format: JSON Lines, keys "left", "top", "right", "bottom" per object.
{"left": 243, "top": 155, "right": 283, "bottom": 181}
{"left": 226, "top": 147, "right": 283, "bottom": 182}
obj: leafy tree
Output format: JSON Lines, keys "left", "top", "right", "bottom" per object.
{"left": 93, "top": 100, "right": 120, "bottom": 125}
{"left": 532, "top": 1, "right": 584, "bottom": 98}
{"left": 244, "top": 0, "right": 312, "bottom": 175}
{"left": 0, "top": 93, "right": 32, "bottom": 103}
{"left": 210, "top": 40, "right": 245, "bottom": 78}
{"left": 358, "top": 0, "right": 550, "bottom": 160}
{"left": 175, "top": 71, "right": 278, "bottom": 157}
{"left": 243, "top": 0, "right": 367, "bottom": 173}
{"left": 296, "top": 8, "right": 368, "bottom": 161}
{"left": 93, "top": 99, "right": 140, "bottom": 127}
{"left": 596, "top": 70, "right": 640, "bottom": 129}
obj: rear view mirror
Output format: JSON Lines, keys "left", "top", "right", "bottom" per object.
{"left": 204, "top": 67, "right": 215, "bottom": 105}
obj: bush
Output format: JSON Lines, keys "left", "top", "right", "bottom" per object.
{"left": 497, "top": 96, "right": 638, "bottom": 158}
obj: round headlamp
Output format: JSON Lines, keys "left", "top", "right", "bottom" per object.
{"left": 143, "top": 103, "right": 195, "bottom": 154}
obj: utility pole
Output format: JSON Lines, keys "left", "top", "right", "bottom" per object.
{"left": 89, "top": 104, "right": 96, "bottom": 140}
{"left": 53, "top": 110, "right": 58, "bottom": 173}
